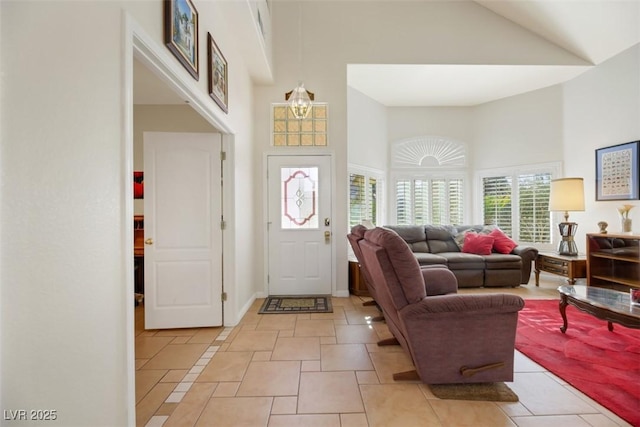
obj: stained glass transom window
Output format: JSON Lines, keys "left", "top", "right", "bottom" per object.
{"left": 272, "top": 104, "right": 328, "bottom": 147}
{"left": 281, "top": 167, "right": 319, "bottom": 229}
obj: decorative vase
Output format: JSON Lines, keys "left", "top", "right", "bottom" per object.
{"left": 621, "top": 218, "right": 632, "bottom": 233}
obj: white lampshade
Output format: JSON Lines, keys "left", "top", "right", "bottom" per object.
{"left": 549, "top": 178, "right": 585, "bottom": 213}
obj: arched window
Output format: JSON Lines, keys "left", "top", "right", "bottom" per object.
{"left": 391, "top": 136, "right": 467, "bottom": 225}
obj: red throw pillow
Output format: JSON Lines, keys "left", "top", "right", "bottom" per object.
{"left": 462, "top": 232, "right": 495, "bottom": 255}
{"left": 489, "top": 228, "right": 518, "bottom": 254}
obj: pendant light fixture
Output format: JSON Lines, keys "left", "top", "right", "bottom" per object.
{"left": 286, "top": 2, "right": 313, "bottom": 119}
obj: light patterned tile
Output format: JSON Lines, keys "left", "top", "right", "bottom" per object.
{"left": 141, "top": 344, "right": 209, "bottom": 370}
{"left": 163, "top": 382, "right": 216, "bottom": 427}
{"left": 340, "top": 413, "right": 369, "bottom": 427}
{"left": 368, "top": 351, "right": 416, "bottom": 384}
{"left": 295, "top": 319, "right": 335, "bottom": 337}
{"left": 136, "top": 370, "right": 168, "bottom": 403}
{"left": 429, "top": 400, "right": 516, "bottom": 427}
{"left": 335, "top": 325, "right": 379, "bottom": 344}
{"left": 356, "top": 371, "right": 379, "bottom": 385}
{"left": 298, "top": 371, "right": 364, "bottom": 414}
{"left": 195, "top": 397, "right": 272, "bottom": 427}
{"left": 271, "top": 396, "right": 298, "bottom": 415}
{"left": 272, "top": 337, "right": 321, "bottom": 361}
{"left": 236, "top": 361, "right": 301, "bottom": 397}
{"left": 212, "top": 382, "right": 240, "bottom": 397}
{"left": 227, "top": 330, "right": 279, "bottom": 352}
{"left": 197, "top": 351, "right": 252, "bottom": 382}
{"left": 360, "top": 384, "right": 439, "bottom": 427}
{"left": 511, "top": 415, "right": 593, "bottom": 426}
{"left": 301, "top": 360, "right": 321, "bottom": 372}
{"left": 136, "top": 383, "right": 175, "bottom": 427}
{"left": 160, "top": 370, "right": 188, "bottom": 383}
{"left": 321, "top": 344, "right": 373, "bottom": 371}
{"left": 510, "top": 373, "right": 598, "bottom": 416}
{"left": 268, "top": 414, "right": 341, "bottom": 427}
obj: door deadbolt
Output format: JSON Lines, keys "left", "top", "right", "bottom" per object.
{"left": 324, "top": 218, "right": 331, "bottom": 226}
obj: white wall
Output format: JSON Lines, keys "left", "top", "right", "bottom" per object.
{"left": 563, "top": 43, "right": 640, "bottom": 251}
{"left": 1, "top": 1, "right": 259, "bottom": 424}
{"left": 255, "top": 0, "right": 582, "bottom": 295}
{"left": 472, "top": 85, "right": 565, "bottom": 171}
{"left": 347, "top": 87, "right": 388, "bottom": 172}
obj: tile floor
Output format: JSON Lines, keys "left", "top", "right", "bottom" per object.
{"left": 135, "top": 275, "right": 632, "bottom": 427}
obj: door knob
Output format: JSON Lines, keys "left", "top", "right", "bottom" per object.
{"left": 145, "top": 238, "right": 154, "bottom": 245}
{"left": 324, "top": 231, "right": 331, "bottom": 243}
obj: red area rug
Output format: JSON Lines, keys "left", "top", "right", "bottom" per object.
{"left": 516, "top": 299, "right": 640, "bottom": 426}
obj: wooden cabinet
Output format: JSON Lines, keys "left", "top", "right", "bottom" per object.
{"left": 586, "top": 233, "right": 640, "bottom": 291}
{"left": 348, "top": 259, "right": 370, "bottom": 297}
{"left": 535, "top": 252, "right": 587, "bottom": 285}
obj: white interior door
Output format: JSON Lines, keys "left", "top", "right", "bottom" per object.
{"left": 267, "top": 155, "right": 332, "bottom": 295}
{"left": 144, "top": 132, "right": 223, "bottom": 329}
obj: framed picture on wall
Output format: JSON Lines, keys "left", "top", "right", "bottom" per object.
{"left": 595, "top": 140, "right": 640, "bottom": 201}
{"left": 164, "top": 0, "right": 199, "bottom": 80}
{"left": 207, "top": 33, "right": 228, "bottom": 113}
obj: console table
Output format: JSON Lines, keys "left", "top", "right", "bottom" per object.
{"left": 535, "top": 252, "right": 587, "bottom": 286}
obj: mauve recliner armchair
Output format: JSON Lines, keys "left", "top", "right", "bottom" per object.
{"left": 354, "top": 226, "right": 524, "bottom": 384}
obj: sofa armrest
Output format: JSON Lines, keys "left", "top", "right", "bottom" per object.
{"left": 511, "top": 245, "right": 539, "bottom": 284}
{"left": 401, "top": 293, "right": 524, "bottom": 318}
{"left": 421, "top": 266, "right": 457, "bottom": 296}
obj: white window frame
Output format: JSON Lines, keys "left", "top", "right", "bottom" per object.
{"left": 475, "top": 162, "right": 562, "bottom": 251}
{"left": 348, "top": 164, "right": 385, "bottom": 229}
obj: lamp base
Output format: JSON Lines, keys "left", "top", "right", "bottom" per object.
{"left": 557, "top": 222, "right": 579, "bottom": 256}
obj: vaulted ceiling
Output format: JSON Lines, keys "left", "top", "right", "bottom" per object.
{"left": 134, "top": 0, "right": 640, "bottom": 107}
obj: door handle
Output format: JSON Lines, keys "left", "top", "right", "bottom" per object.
{"left": 324, "top": 231, "right": 331, "bottom": 243}
{"left": 145, "top": 238, "right": 154, "bottom": 245}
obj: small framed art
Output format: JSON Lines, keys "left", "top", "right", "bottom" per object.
{"left": 207, "top": 33, "right": 228, "bottom": 113}
{"left": 595, "top": 140, "right": 640, "bottom": 201}
{"left": 164, "top": 0, "right": 199, "bottom": 80}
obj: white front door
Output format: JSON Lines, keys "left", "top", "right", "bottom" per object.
{"left": 144, "top": 132, "right": 223, "bottom": 329}
{"left": 267, "top": 155, "right": 333, "bottom": 295}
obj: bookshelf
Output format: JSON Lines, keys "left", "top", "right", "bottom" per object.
{"left": 586, "top": 233, "right": 640, "bottom": 291}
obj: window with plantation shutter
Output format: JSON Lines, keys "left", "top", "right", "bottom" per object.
{"left": 349, "top": 173, "right": 366, "bottom": 228}
{"left": 482, "top": 176, "right": 513, "bottom": 235}
{"left": 394, "top": 177, "right": 464, "bottom": 225}
{"left": 479, "top": 165, "right": 557, "bottom": 246}
{"left": 349, "top": 169, "right": 384, "bottom": 229}
{"left": 518, "top": 173, "right": 551, "bottom": 244}
{"left": 396, "top": 179, "right": 412, "bottom": 225}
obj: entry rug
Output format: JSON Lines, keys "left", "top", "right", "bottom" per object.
{"left": 429, "top": 382, "right": 518, "bottom": 402}
{"left": 259, "top": 296, "right": 333, "bottom": 314}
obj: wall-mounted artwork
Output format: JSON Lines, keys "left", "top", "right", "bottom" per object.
{"left": 207, "top": 33, "right": 228, "bottom": 113}
{"left": 164, "top": 0, "right": 199, "bottom": 80}
{"left": 595, "top": 140, "right": 639, "bottom": 201}
{"left": 134, "top": 172, "right": 144, "bottom": 199}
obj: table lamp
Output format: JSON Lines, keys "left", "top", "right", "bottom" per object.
{"left": 549, "top": 178, "right": 585, "bottom": 256}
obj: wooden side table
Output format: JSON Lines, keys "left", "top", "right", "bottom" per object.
{"left": 535, "top": 252, "right": 587, "bottom": 286}
{"left": 348, "top": 259, "right": 370, "bottom": 296}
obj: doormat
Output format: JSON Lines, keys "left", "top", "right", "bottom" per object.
{"left": 428, "top": 382, "right": 518, "bottom": 402}
{"left": 258, "top": 296, "right": 333, "bottom": 314}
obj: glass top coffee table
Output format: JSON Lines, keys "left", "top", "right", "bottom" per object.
{"left": 557, "top": 285, "right": 640, "bottom": 333}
